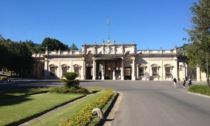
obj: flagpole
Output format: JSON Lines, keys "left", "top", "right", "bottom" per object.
{"left": 107, "top": 18, "right": 110, "bottom": 42}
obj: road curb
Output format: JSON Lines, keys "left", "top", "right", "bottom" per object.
{"left": 188, "top": 92, "right": 210, "bottom": 98}
{"left": 97, "top": 91, "right": 120, "bottom": 126}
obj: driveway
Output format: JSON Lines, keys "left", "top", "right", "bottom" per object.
{"left": 80, "top": 80, "right": 210, "bottom": 126}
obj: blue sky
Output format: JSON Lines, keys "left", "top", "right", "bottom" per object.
{"left": 0, "top": 0, "right": 197, "bottom": 50}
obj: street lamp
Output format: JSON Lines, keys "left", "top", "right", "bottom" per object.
{"left": 207, "top": 53, "right": 209, "bottom": 86}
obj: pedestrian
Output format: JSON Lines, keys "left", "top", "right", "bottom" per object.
{"left": 183, "top": 78, "right": 186, "bottom": 88}
{"left": 188, "top": 77, "right": 192, "bottom": 86}
{"left": 173, "top": 78, "right": 177, "bottom": 88}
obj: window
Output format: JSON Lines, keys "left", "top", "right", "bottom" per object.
{"left": 152, "top": 67, "right": 158, "bottom": 76}
{"left": 125, "top": 68, "right": 131, "bottom": 76}
{"left": 74, "top": 67, "right": 80, "bottom": 77}
{"left": 139, "top": 67, "right": 144, "bottom": 76}
{"left": 62, "top": 67, "right": 68, "bottom": 75}
{"left": 50, "top": 67, "right": 56, "bottom": 76}
{"left": 165, "top": 67, "right": 171, "bottom": 76}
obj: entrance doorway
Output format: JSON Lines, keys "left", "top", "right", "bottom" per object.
{"left": 105, "top": 62, "right": 113, "bottom": 80}
{"left": 86, "top": 67, "right": 92, "bottom": 79}
{"left": 124, "top": 67, "right": 131, "bottom": 80}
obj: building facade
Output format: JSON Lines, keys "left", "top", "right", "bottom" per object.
{"left": 32, "top": 41, "right": 206, "bottom": 81}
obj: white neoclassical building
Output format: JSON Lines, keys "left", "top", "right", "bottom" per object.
{"left": 32, "top": 41, "right": 206, "bottom": 81}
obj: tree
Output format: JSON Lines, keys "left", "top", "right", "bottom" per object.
{"left": 24, "top": 40, "right": 39, "bottom": 53}
{"left": 69, "top": 43, "right": 78, "bottom": 51}
{"left": 4, "top": 42, "right": 34, "bottom": 76}
{"left": 0, "top": 44, "right": 8, "bottom": 68}
{"left": 39, "top": 37, "right": 69, "bottom": 52}
{"left": 186, "top": 0, "right": 210, "bottom": 73}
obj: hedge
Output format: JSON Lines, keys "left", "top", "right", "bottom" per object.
{"left": 60, "top": 89, "right": 114, "bottom": 126}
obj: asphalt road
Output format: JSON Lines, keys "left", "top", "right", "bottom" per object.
{"left": 79, "top": 80, "right": 210, "bottom": 126}
{"left": 1, "top": 80, "right": 210, "bottom": 126}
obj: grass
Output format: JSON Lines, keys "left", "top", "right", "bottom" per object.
{"left": 0, "top": 91, "right": 84, "bottom": 126}
{"left": 188, "top": 85, "right": 210, "bottom": 96}
{"left": 0, "top": 87, "right": 116, "bottom": 126}
{"left": 29, "top": 91, "right": 106, "bottom": 126}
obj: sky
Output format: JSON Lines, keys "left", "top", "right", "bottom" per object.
{"left": 0, "top": 0, "right": 198, "bottom": 50}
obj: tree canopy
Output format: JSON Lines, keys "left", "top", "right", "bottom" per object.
{"left": 0, "top": 37, "right": 34, "bottom": 76}
{"left": 0, "top": 35, "right": 79, "bottom": 77}
{"left": 186, "top": 0, "right": 210, "bottom": 72}
{"left": 38, "top": 37, "right": 69, "bottom": 52}
{"left": 69, "top": 43, "right": 79, "bottom": 50}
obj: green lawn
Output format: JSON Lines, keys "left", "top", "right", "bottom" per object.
{"left": 188, "top": 85, "right": 210, "bottom": 96}
{"left": 0, "top": 92, "right": 84, "bottom": 126}
{"left": 29, "top": 92, "right": 105, "bottom": 126}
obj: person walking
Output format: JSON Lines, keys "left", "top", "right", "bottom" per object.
{"left": 188, "top": 77, "right": 192, "bottom": 86}
{"left": 183, "top": 78, "right": 186, "bottom": 88}
{"left": 173, "top": 78, "right": 177, "bottom": 88}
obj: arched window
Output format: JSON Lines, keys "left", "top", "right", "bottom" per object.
{"left": 164, "top": 64, "right": 173, "bottom": 77}
{"left": 49, "top": 64, "right": 57, "bottom": 76}
{"left": 61, "top": 64, "right": 69, "bottom": 75}
{"left": 139, "top": 64, "right": 147, "bottom": 76}
{"left": 73, "top": 64, "right": 81, "bottom": 77}
{"left": 151, "top": 64, "right": 159, "bottom": 76}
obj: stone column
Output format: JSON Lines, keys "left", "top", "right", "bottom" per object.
{"left": 173, "top": 59, "right": 178, "bottom": 80}
{"left": 113, "top": 62, "right": 116, "bottom": 80}
{"left": 132, "top": 58, "right": 136, "bottom": 80}
{"left": 44, "top": 58, "right": 50, "bottom": 78}
{"left": 81, "top": 58, "right": 86, "bottom": 80}
{"left": 101, "top": 63, "right": 105, "bottom": 80}
{"left": 182, "top": 63, "right": 186, "bottom": 80}
{"left": 136, "top": 64, "right": 139, "bottom": 80}
{"left": 101, "top": 61, "right": 105, "bottom": 80}
{"left": 92, "top": 58, "right": 96, "bottom": 80}
{"left": 121, "top": 58, "right": 124, "bottom": 80}
{"left": 158, "top": 67, "right": 160, "bottom": 81}
{"left": 58, "top": 60, "right": 61, "bottom": 78}
{"left": 70, "top": 60, "right": 73, "bottom": 72}
{"left": 196, "top": 65, "right": 201, "bottom": 81}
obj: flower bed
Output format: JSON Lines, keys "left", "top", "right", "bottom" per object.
{"left": 60, "top": 89, "right": 114, "bottom": 126}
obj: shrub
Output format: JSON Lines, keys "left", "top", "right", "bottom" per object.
{"left": 63, "top": 80, "right": 80, "bottom": 88}
{"left": 188, "top": 85, "right": 210, "bottom": 96}
{"left": 62, "top": 72, "right": 78, "bottom": 81}
{"left": 61, "top": 72, "right": 80, "bottom": 88}
{"left": 50, "top": 87, "right": 89, "bottom": 94}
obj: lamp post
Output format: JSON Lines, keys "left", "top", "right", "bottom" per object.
{"left": 207, "top": 53, "right": 209, "bottom": 86}
{"left": 207, "top": 29, "right": 210, "bottom": 86}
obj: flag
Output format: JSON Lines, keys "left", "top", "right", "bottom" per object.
{"left": 107, "top": 18, "right": 110, "bottom": 25}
